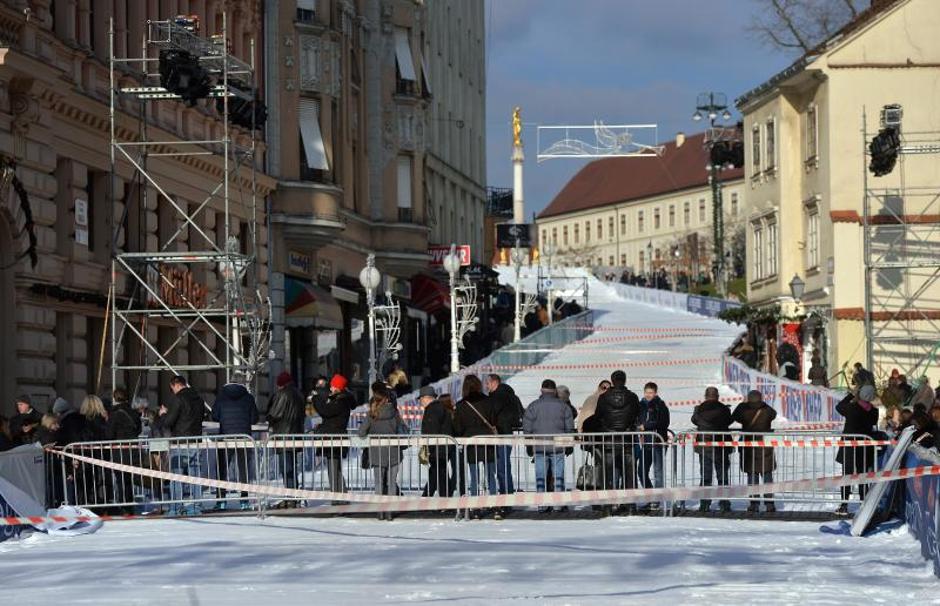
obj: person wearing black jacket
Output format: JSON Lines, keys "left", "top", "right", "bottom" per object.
{"left": 691, "top": 386, "right": 733, "bottom": 513}
{"left": 637, "top": 382, "right": 670, "bottom": 510}
{"left": 835, "top": 384, "right": 879, "bottom": 514}
{"left": 594, "top": 370, "right": 640, "bottom": 506}
{"left": 163, "top": 376, "right": 207, "bottom": 438}
{"left": 732, "top": 390, "right": 778, "bottom": 513}
{"left": 454, "top": 375, "right": 498, "bottom": 513}
{"left": 211, "top": 376, "right": 260, "bottom": 510}
{"left": 267, "top": 371, "right": 306, "bottom": 502}
{"left": 107, "top": 388, "right": 143, "bottom": 512}
{"left": 9, "top": 395, "right": 43, "bottom": 446}
{"left": 485, "top": 374, "right": 522, "bottom": 497}
{"left": 419, "top": 386, "right": 454, "bottom": 498}
{"left": 314, "top": 374, "right": 357, "bottom": 496}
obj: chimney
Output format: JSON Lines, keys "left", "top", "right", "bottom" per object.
{"left": 675, "top": 132, "right": 686, "bottom": 148}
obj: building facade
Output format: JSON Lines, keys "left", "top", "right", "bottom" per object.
{"left": 265, "top": 0, "right": 485, "bottom": 392}
{"left": 425, "top": 0, "right": 486, "bottom": 263}
{"left": 537, "top": 133, "right": 745, "bottom": 282}
{"left": 736, "top": 0, "right": 940, "bottom": 385}
{"left": 0, "top": 1, "right": 273, "bottom": 416}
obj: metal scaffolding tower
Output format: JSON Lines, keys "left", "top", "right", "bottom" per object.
{"left": 862, "top": 111, "right": 940, "bottom": 380}
{"left": 109, "top": 15, "right": 269, "bottom": 395}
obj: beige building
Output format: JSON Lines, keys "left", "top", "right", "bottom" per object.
{"left": 537, "top": 132, "right": 745, "bottom": 282}
{"left": 0, "top": 1, "right": 273, "bottom": 415}
{"left": 736, "top": 0, "right": 940, "bottom": 384}
{"left": 425, "top": 0, "right": 486, "bottom": 262}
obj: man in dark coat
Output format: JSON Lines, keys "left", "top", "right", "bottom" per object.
{"left": 267, "top": 371, "right": 306, "bottom": 499}
{"left": 419, "top": 385, "right": 454, "bottom": 498}
{"left": 732, "top": 390, "right": 778, "bottom": 513}
{"left": 637, "top": 382, "right": 670, "bottom": 510}
{"left": 163, "top": 375, "right": 207, "bottom": 438}
{"left": 313, "top": 374, "right": 357, "bottom": 495}
{"left": 594, "top": 370, "right": 640, "bottom": 504}
{"left": 107, "top": 387, "right": 143, "bottom": 511}
{"left": 485, "top": 374, "right": 522, "bottom": 496}
{"left": 835, "top": 384, "right": 879, "bottom": 514}
{"left": 211, "top": 374, "right": 260, "bottom": 510}
{"left": 691, "top": 386, "right": 733, "bottom": 512}
{"left": 9, "top": 395, "right": 43, "bottom": 446}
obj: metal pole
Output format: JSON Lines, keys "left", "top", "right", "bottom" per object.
{"left": 367, "top": 286, "right": 377, "bottom": 386}
{"left": 449, "top": 269, "right": 460, "bottom": 373}
{"left": 513, "top": 254, "right": 522, "bottom": 342}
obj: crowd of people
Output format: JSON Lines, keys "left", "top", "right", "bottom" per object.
{"left": 4, "top": 361, "right": 939, "bottom": 520}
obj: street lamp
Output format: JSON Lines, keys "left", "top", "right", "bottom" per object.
{"left": 789, "top": 274, "right": 806, "bottom": 301}
{"left": 359, "top": 254, "right": 381, "bottom": 386}
{"left": 692, "top": 91, "right": 735, "bottom": 297}
{"left": 672, "top": 245, "right": 681, "bottom": 292}
{"left": 442, "top": 244, "right": 462, "bottom": 374}
{"left": 511, "top": 244, "right": 527, "bottom": 341}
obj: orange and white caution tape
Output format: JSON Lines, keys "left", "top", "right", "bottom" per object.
{"left": 686, "top": 438, "right": 897, "bottom": 448}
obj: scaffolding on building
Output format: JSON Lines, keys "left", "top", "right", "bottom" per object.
{"left": 862, "top": 109, "right": 940, "bottom": 380}
{"left": 108, "top": 15, "right": 270, "bottom": 396}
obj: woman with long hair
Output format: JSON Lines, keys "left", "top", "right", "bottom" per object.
{"left": 453, "top": 375, "right": 498, "bottom": 517}
{"left": 357, "top": 387, "right": 409, "bottom": 520}
{"left": 78, "top": 395, "right": 112, "bottom": 510}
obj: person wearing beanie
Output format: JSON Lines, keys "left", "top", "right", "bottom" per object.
{"left": 314, "top": 373, "right": 357, "bottom": 497}
{"left": 594, "top": 370, "right": 641, "bottom": 513}
{"left": 835, "top": 382, "right": 880, "bottom": 515}
{"left": 267, "top": 370, "right": 306, "bottom": 507}
{"left": 523, "top": 378, "right": 574, "bottom": 512}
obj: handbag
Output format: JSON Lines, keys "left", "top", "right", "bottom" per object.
{"left": 576, "top": 463, "right": 597, "bottom": 491}
{"left": 419, "top": 445, "right": 430, "bottom": 465}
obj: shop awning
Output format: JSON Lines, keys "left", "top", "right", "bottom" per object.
{"left": 285, "top": 277, "right": 343, "bottom": 329}
{"left": 410, "top": 274, "right": 450, "bottom": 315}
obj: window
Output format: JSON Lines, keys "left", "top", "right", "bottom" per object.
{"left": 766, "top": 221, "right": 778, "bottom": 277}
{"left": 541, "top": 229, "right": 547, "bottom": 244}
{"left": 806, "top": 207, "right": 820, "bottom": 269}
{"left": 299, "top": 98, "right": 330, "bottom": 180}
{"left": 806, "top": 104, "right": 818, "bottom": 162}
{"left": 608, "top": 216, "right": 614, "bottom": 239}
{"left": 620, "top": 253, "right": 626, "bottom": 265}
{"left": 397, "top": 155, "right": 413, "bottom": 222}
{"left": 668, "top": 205, "right": 675, "bottom": 227}
{"left": 752, "top": 224, "right": 764, "bottom": 280}
{"left": 683, "top": 201, "right": 690, "bottom": 225}
{"left": 296, "top": 0, "right": 316, "bottom": 23}
{"left": 751, "top": 125, "right": 762, "bottom": 176}
{"left": 563, "top": 225, "right": 569, "bottom": 246}
{"left": 699, "top": 199, "right": 706, "bottom": 223}
{"left": 638, "top": 211, "right": 645, "bottom": 233}
{"left": 639, "top": 250, "right": 645, "bottom": 267}
{"left": 620, "top": 214, "right": 626, "bottom": 235}
{"left": 394, "top": 27, "right": 418, "bottom": 95}
{"left": 765, "top": 118, "right": 776, "bottom": 172}
{"left": 597, "top": 218, "right": 602, "bottom": 240}
{"left": 573, "top": 223, "right": 579, "bottom": 244}
{"left": 653, "top": 208, "right": 661, "bottom": 230}
{"left": 609, "top": 256, "right": 614, "bottom": 266}
{"left": 552, "top": 227, "right": 558, "bottom": 246}
{"left": 585, "top": 221, "right": 590, "bottom": 242}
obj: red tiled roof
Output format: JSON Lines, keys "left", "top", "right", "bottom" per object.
{"left": 537, "top": 132, "right": 743, "bottom": 220}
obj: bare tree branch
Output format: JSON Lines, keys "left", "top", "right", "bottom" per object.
{"left": 749, "top": 0, "right": 867, "bottom": 55}
{"left": 770, "top": 0, "right": 811, "bottom": 52}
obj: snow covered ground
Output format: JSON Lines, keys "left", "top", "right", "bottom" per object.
{"left": 3, "top": 515, "right": 936, "bottom": 604}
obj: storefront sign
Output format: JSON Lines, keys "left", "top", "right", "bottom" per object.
{"left": 288, "top": 250, "right": 312, "bottom": 275}
{"left": 428, "top": 245, "right": 471, "bottom": 267}
{"left": 147, "top": 265, "right": 208, "bottom": 309}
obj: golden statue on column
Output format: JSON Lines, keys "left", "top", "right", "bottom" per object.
{"left": 512, "top": 106, "right": 523, "bottom": 148}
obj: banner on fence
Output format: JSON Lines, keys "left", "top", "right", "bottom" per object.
{"left": 904, "top": 445, "right": 940, "bottom": 578}
{"left": 687, "top": 294, "right": 741, "bottom": 318}
{"left": 722, "top": 355, "right": 846, "bottom": 423}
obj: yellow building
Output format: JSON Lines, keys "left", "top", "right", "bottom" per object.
{"left": 537, "top": 132, "right": 745, "bottom": 283}
{"left": 736, "top": 0, "right": 940, "bottom": 385}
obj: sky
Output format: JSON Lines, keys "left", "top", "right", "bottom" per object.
{"left": 484, "top": 0, "right": 794, "bottom": 218}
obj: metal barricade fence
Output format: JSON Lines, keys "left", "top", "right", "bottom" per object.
{"left": 672, "top": 431, "right": 885, "bottom": 512}
{"left": 55, "top": 434, "right": 259, "bottom": 515}
{"left": 259, "top": 434, "right": 464, "bottom": 516}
